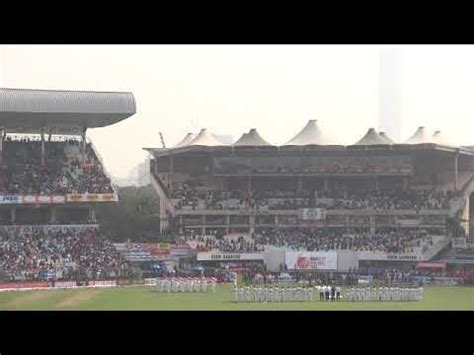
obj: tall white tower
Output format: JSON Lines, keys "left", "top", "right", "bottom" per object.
{"left": 378, "top": 47, "right": 402, "bottom": 142}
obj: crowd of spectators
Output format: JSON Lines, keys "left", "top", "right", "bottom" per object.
{"left": 186, "top": 227, "right": 436, "bottom": 254}
{"left": 0, "top": 227, "right": 130, "bottom": 281}
{"left": 252, "top": 227, "right": 434, "bottom": 253}
{"left": 192, "top": 235, "right": 264, "bottom": 253}
{"left": 171, "top": 184, "right": 455, "bottom": 211}
{"left": 0, "top": 137, "right": 114, "bottom": 195}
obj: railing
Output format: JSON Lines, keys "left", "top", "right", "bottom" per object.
{"left": 175, "top": 208, "right": 450, "bottom": 216}
{"left": 423, "top": 235, "right": 452, "bottom": 261}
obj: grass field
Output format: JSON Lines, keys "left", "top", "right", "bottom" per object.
{"left": 0, "top": 285, "right": 472, "bottom": 310}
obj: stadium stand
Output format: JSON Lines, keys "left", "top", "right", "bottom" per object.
{"left": 0, "top": 88, "right": 136, "bottom": 283}
{"left": 146, "top": 122, "right": 474, "bottom": 274}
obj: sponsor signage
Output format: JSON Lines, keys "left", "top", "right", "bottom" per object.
{"left": 170, "top": 243, "right": 192, "bottom": 257}
{"left": 386, "top": 254, "right": 421, "bottom": 261}
{"left": 298, "top": 208, "right": 326, "bottom": 221}
{"left": 66, "top": 193, "right": 118, "bottom": 203}
{"left": 0, "top": 281, "right": 49, "bottom": 290}
{"left": 285, "top": 251, "right": 338, "bottom": 270}
{"left": 0, "top": 195, "right": 21, "bottom": 204}
{"left": 0, "top": 224, "right": 98, "bottom": 234}
{"left": 0, "top": 195, "right": 66, "bottom": 204}
{"left": 197, "top": 252, "right": 264, "bottom": 261}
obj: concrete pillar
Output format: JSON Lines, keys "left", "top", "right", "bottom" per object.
{"left": 11, "top": 206, "right": 16, "bottom": 225}
{"left": 225, "top": 215, "right": 230, "bottom": 234}
{"left": 462, "top": 197, "right": 469, "bottom": 236}
{"left": 169, "top": 155, "right": 174, "bottom": 193}
{"left": 82, "top": 127, "right": 87, "bottom": 163}
{"left": 87, "top": 205, "right": 96, "bottom": 223}
{"left": 41, "top": 126, "right": 45, "bottom": 167}
{"left": 179, "top": 215, "right": 183, "bottom": 234}
{"left": 0, "top": 127, "right": 3, "bottom": 166}
{"left": 403, "top": 176, "right": 409, "bottom": 191}
{"left": 249, "top": 215, "right": 255, "bottom": 234}
{"left": 454, "top": 152, "right": 459, "bottom": 191}
{"left": 50, "top": 206, "right": 56, "bottom": 224}
{"left": 324, "top": 178, "right": 329, "bottom": 192}
{"left": 201, "top": 215, "right": 206, "bottom": 236}
{"left": 274, "top": 215, "right": 279, "bottom": 226}
{"left": 297, "top": 176, "right": 303, "bottom": 195}
{"left": 375, "top": 176, "right": 379, "bottom": 192}
{"left": 369, "top": 215, "right": 375, "bottom": 234}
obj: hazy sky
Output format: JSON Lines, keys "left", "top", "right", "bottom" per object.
{"left": 1, "top": 45, "right": 473, "bottom": 179}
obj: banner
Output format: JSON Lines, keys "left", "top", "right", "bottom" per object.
{"left": 66, "top": 193, "right": 118, "bottom": 203}
{"left": 22, "top": 195, "right": 65, "bottom": 204}
{"left": 54, "top": 281, "right": 77, "bottom": 288}
{"left": 298, "top": 208, "right": 326, "bottom": 221}
{"left": 88, "top": 280, "right": 116, "bottom": 287}
{"left": 0, "top": 281, "right": 49, "bottom": 290}
{"left": 0, "top": 194, "right": 21, "bottom": 204}
{"left": 285, "top": 251, "right": 338, "bottom": 270}
{"left": 170, "top": 243, "right": 192, "bottom": 257}
{"left": 197, "top": 252, "right": 264, "bottom": 261}
{"left": 0, "top": 224, "right": 98, "bottom": 234}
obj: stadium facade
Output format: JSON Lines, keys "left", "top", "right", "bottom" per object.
{"left": 146, "top": 121, "right": 474, "bottom": 271}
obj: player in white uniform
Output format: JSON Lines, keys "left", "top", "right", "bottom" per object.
{"left": 155, "top": 278, "right": 163, "bottom": 292}
{"left": 165, "top": 279, "right": 171, "bottom": 293}
{"left": 233, "top": 286, "right": 239, "bottom": 302}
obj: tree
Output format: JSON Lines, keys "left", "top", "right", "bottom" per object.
{"left": 95, "top": 184, "right": 161, "bottom": 242}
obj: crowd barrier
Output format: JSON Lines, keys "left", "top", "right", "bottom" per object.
{"left": 0, "top": 280, "right": 119, "bottom": 292}
{"left": 0, "top": 281, "right": 49, "bottom": 290}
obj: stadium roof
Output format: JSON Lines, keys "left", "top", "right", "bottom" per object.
{"left": 233, "top": 129, "right": 271, "bottom": 146}
{"left": 379, "top": 132, "right": 395, "bottom": 144}
{"left": 284, "top": 120, "right": 327, "bottom": 145}
{"left": 405, "top": 126, "right": 432, "bottom": 144}
{"left": 353, "top": 128, "right": 388, "bottom": 145}
{"left": 174, "top": 133, "right": 195, "bottom": 148}
{"left": 188, "top": 129, "right": 226, "bottom": 146}
{"left": 0, "top": 88, "right": 136, "bottom": 134}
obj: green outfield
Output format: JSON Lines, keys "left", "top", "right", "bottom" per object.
{"left": 0, "top": 285, "right": 472, "bottom": 310}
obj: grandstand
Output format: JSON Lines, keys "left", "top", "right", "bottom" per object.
{"left": 146, "top": 121, "right": 474, "bottom": 276}
{"left": 0, "top": 88, "right": 136, "bottom": 283}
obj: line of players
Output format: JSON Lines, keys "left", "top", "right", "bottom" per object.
{"left": 155, "top": 278, "right": 217, "bottom": 293}
{"left": 233, "top": 286, "right": 316, "bottom": 302}
{"left": 346, "top": 287, "right": 424, "bottom": 302}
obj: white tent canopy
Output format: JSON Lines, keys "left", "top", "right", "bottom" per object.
{"left": 379, "top": 132, "right": 395, "bottom": 144}
{"left": 405, "top": 126, "right": 433, "bottom": 144}
{"left": 354, "top": 128, "right": 387, "bottom": 145}
{"left": 174, "top": 133, "right": 195, "bottom": 148}
{"left": 188, "top": 129, "right": 225, "bottom": 146}
{"left": 432, "top": 130, "right": 447, "bottom": 145}
{"left": 234, "top": 129, "right": 271, "bottom": 146}
{"left": 284, "top": 120, "right": 327, "bottom": 145}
